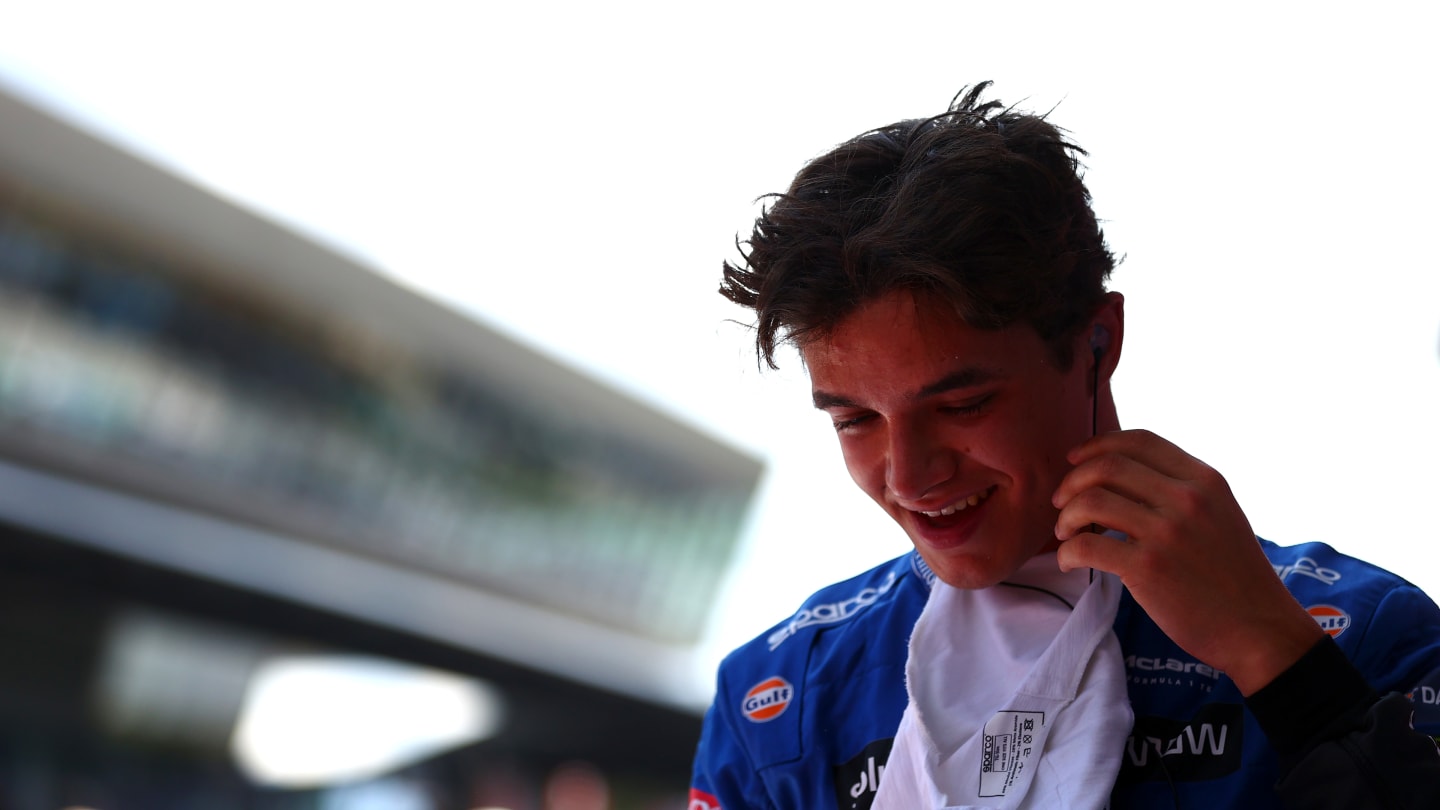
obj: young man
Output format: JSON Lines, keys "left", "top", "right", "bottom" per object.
{"left": 690, "top": 84, "right": 1440, "bottom": 809}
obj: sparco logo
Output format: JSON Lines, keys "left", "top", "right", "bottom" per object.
{"left": 1118, "top": 703, "right": 1243, "bottom": 784}
{"left": 687, "top": 787, "right": 720, "bottom": 810}
{"left": 1273, "top": 557, "right": 1342, "bottom": 585}
{"left": 768, "top": 572, "right": 898, "bottom": 650}
{"left": 832, "top": 738, "right": 892, "bottom": 810}
{"left": 741, "top": 676, "right": 793, "bottom": 722}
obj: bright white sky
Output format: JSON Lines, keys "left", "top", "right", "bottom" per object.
{"left": 1, "top": 2, "right": 1437, "bottom": 705}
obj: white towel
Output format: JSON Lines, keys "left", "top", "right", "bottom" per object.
{"left": 873, "top": 554, "right": 1132, "bottom": 810}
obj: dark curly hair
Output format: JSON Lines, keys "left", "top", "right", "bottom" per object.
{"left": 720, "top": 82, "right": 1115, "bottom": 370}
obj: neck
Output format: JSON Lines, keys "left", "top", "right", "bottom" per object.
{"left": 1094, "top": 386, "right": 1121, "bottom": 434}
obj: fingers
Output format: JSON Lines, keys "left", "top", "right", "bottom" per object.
{"left": 1053, "top": 484, "right": 1156, "bottom": 542}
{"left": 1052, "top": 446, "right": 1174, "bottom": 513}
{"left": 1053, "top": 428, "right": 1226, "bottom": 579}
{"left": 1066, "top": 429, "right": 1207, "bottom": 482}
{"left": 1055, "top": 429, "right": 1310, "bottom": 693}
{"left": 1053, "top": 432, "right": 1191, "bottom": 544}
{"left": 1058, "top": 429, "right": 1236, "bottom": 533}
{"left": 1056, "top": 529, "right": 1134, "bottom": 574}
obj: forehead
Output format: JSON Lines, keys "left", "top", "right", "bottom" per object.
{"left": 801, "top": 290, "right": 1052, "bottom": 395}
{"left": 811, "top": 290, "right": 958, "bottom": 349}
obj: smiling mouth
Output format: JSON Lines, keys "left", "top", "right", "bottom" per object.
{"left": 917, "top": 486, "right": 995, "bottom": 518}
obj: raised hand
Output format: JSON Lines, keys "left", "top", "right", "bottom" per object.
{"left": 1053, "top": 429, "right": 1325, "bottom": 695}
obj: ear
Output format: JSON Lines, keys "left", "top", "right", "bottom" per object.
{"left": 1090, "top": 291, "right": 1125, "bottom": 386}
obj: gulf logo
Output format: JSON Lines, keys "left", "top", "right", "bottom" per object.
{"left": 741, "top": 676, "right": 794, "bottom": 723}
{"left": 1308, "top": 604, "right": 1351, "bottom": 638}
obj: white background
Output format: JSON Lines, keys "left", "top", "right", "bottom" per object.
{"left": 1, "top": 1, "right": 1436, "bottom": 704}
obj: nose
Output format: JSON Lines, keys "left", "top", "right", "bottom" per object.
{"left": 885, "top": 421, "right": 954, "bottom": 503}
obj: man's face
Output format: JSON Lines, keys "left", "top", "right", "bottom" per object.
{"left": 802, "top": 289, "right": 1094, "bottom": 589}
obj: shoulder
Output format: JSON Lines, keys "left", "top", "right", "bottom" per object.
{"left": 1261, "top": 538, "right": 1440, "bottom": 693}
{"left": 1262, "top": 538, "right": 1433, "bottom": 621}
{"left": 1263, "top": 538, "right": 1419, "bottom": 593}
{"left": 702, "top": 553, "right": 928, "bottom": 769}
{"left": 718, "top": 552, "right": 928, "bottom": 682}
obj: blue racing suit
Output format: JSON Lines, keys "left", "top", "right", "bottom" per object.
{"left": 690, "top": 539, "right": 1440, "bottom": 809}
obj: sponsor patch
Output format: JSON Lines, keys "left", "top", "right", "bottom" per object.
{"left": 979, "top": 710, "right": 1047, "bottom": 798}
{"left": 1406, "top": 666, "right": 1440, "bottom": 731}
{"left": 1307, "top": 604, "right": 1351, "bottom": 638}
{"left": 1273, "top": 556, "right": 1342, "bottom": 585}
{"left": 1123, "top": 652, "right": 1222, "bottom": 692}
{"left": 832, "top": 738, "right": 893, "bottom": 810}
{"left": 1124, "top": 654, "right": 1221, "bottom": 680}
{"left": 742, "top": 676, "right": 794, "bottom": 723}
{"left": 768, "top": 572, "right": 898, "bottom": 650}
{"left": 1118, "top": 703, "right": 1244, "bottom": 784}
{"left": 688, "top": 787, "right": 721, "bottom": 810}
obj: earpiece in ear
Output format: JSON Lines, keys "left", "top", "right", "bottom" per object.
{"left": 1089, "top": 324, "right": 1111, "bottom": 361}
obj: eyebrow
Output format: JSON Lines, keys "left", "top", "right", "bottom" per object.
{"left": 812, "top": 366, "right": 1005, "bottom": 409}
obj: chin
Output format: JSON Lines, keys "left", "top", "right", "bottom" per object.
{"left": 922, "top": 552, "right": 1020, "bottom": 591}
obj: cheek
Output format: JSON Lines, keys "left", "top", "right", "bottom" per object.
{"left": 1016, "top": 380, "right": 1090, "bottom": 445}
{"left": 968, "top": 419, "right": 1064, "bottom": 485}
{"left": 839, "top": 441, "right": 885, "bottom": 496}
{"left": 1020, "top": 401, "right": 1089, "bottom": 483}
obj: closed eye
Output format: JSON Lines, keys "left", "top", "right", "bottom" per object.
{"left": 941, "top": 394, "right": 993, "bottom": 417}
{"left": 830, "top": 413, "right": 875, "bottom": 433}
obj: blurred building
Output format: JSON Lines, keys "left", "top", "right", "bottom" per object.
{"left": 0, "top": 84, "right": 760, "bottom": 809}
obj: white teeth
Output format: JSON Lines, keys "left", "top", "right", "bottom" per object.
{"left": 920, "top": 488, "right": 992, "bottom": 517}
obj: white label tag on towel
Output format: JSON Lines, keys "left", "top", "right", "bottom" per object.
{"left": 978, "top": 710, "right": 1048, "bottom": 798}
